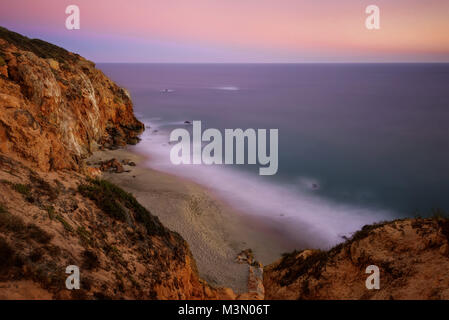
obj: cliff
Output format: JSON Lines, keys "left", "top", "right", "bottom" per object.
{"left": 0, "top": 26, "right": 144, "bottom": 172}
{"left": 0, "top": 154, "right": 242, "bottom": 299}
{"left": 1, "top": 27, "right": 447, "bottom": 300}
{"left": 264, "top": 217, "right": 449, "bottom": 300}
{"left": 0, "top": 27, "right": 238, "bottom": 299}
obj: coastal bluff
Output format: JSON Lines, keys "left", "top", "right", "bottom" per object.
{"left": 0, "top": 27, "right": 239, "bottom": 299}
{"left": 0, "top": 26, "right": 143, "bottom": 172}
{"left": 264, "top": 218, "right": 449, "bottom": 300}
{"left": 1, "top": 27, "right": 448, "bottom": 300}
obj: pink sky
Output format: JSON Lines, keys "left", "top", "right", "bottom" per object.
{"left": 1, "top": 0, "right": 449, "bottom": 62}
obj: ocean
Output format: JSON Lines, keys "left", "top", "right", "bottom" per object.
{"left": 99, "top": 63, "right": 449, "bottom": 248}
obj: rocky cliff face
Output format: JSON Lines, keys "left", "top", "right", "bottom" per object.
{"left": 264, "top": 218, "right": 449, "bottom": 300}
{"left": 0, "top": 27, "right": 237, "bottom": 300}
{"left": 0, "top": 27, "right": 144, "bottom": 172}
{"left": 1, "top": 27, "right": 447, "bottom": 301}
{"left": 0, "top": 154, "right": 238, "bottom": 299}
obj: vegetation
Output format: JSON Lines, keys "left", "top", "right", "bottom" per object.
{"left": 430, "top": 208, "right": 449, "bottom": 219}
{"left": 29, "top": 247, "right": 44, "bottom": 263}
{"left": 82, "top": 249, "right": 100, "bottom": 270}
{"left": 103, "top": 243, "right": 127, "bottom": 267}
{"left": 78, "top": 179, "right": 128, "bottom": 221}
{"left": 12, "top": 183, "right": 33, "bottom": 202}
{"left": 0, "top": 26, "right": 78, "bottom": 64}
{"left": 30, "top": 175, "right": 59, "bottom": 201}
{"left": 77, "top": 226, "right": 93, "bottom": 247}
{"left": 344, "top": 220, "right": 390, "bottom": 244}
{"left": 276, "top": 250, "right": 329, "bottom": 286}
{"left": 55, "top": 214, "right": 74, "bottom": 232}
{"left": 46, "top": 205, "right": 55, "bottom": 220}
{"left": 0, "top": 56, "right": 5, "bottom": 67}
{"left": 78, "top": 179, "right": 167, "bottom": 237}
{"left": 0, "top": 207, "right": 27, "bottom": 233}
{"left": 0, "top": 207, "right": 52, "bottom": 244}
{"left": 0, "top": 238, "right": 16, "bottom": 273}
{"left": 27, "top": 224, "right": 53, "bottom": 244}
{"left": 275, "top": 211, "right": 449, "bottom": 289}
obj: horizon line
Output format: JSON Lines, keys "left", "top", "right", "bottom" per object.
{"left": 95, "top": 61, "right": 449, "bottom": 64}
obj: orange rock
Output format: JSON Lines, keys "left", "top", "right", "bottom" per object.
{"left": 0, "top": 27, "right": 144, "bottom": 172}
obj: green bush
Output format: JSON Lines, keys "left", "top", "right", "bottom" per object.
{"left": 77, "top": 226, "right": 93, "bottom": 247}
{"left": 55, "top": 215, "right": 74, "bottom": 232}
{"left": 13, "top": 183, "right": 33, "bottom": 202}
{"left": 46, "top": 206, "right": 55, "bottom": 220}
{"left": 78, "top": 181, "right": 128, "bottom": 221}
{"left": 78, "top": 179, "right": 167, "bottom": 236}
{"left": 0, "top": 26, "right": 77, "bottom": 64}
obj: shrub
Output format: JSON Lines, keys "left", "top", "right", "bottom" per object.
{"left": 77, "top": 226, "right": 93, "bottom": 247}
{"left": 55, "top": 215, "right": 74, "bottom": 232}
{"left": 103, "top": 244, "right": 127, "bottom": 267}
{"left": 46, "top": 206, "right": 55, "bottom": 220}
{"left": 78, "top": 181, "right": 128, "bottom": 221}
{"left": 276, "top": 250, "right": 329, "bottom": 287}
{"left": 30, "top": 175, "right": 59, "bottom": 201}
{"left": 0, "top": 238, "right": 15, "bottom": 273}
{"left": 27, "top": 224, "right": 52, "bottom": 244}
{"left": 431, "top": 208, "right": 448, "bottom": 219}
{"left": 0, "top": 209, "right": 52, "bottom": 244}
{"left": 29, "top": 247, "right": 44, "bottom": 262}
{"left": 13, "top": 183, "right": 34, "bottom": 202}
{"left": 78, "top": 179, "right": 167, "bottom": 237}
{"left": 0, "top": 26, "right": 78, "bottom": 64}
{"left": 82, "top": 249, "right": 100, "bottom": 270}
{"left": 0, "top": 210, "right": 26, "bottom": 233}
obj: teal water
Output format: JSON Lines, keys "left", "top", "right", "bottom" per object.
{"left": 99, "top": 63, "right": 449, "bottom": 247}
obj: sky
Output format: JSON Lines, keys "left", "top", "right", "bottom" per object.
{"left": 1, "top": 0, "right": 449, "bottom": 63}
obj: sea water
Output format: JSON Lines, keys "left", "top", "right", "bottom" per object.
{"left": 99, "top": 63, "right": 449, "bottom": 248}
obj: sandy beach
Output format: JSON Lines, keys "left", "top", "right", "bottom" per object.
{"left": 88, "top": 148, "right": 295, "bottom": 293}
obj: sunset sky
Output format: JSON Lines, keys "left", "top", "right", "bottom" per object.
{"left": 1, "top": 0, "right": 449, "bottom": 62}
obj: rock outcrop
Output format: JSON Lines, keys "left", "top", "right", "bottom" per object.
{"left": 1, "top": 26, "right": 448, "bottom": 301}
{"left": 0, "top": 26, "right": 144, "bottom": 172}
{"left": 235, "top": 249, "right": 265, "bottom": 300}
{"left": 0, "top": 154, "right": 236, "bottom": 299}
{"left": 264, "top": 218, "right": 449, "bottom": 300}
{"left": 0, "top": 27, "right": 236, "bottom": 300}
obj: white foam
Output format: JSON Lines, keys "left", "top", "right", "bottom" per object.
{"left": 132, "top": 120, "right": 392, "bottom": 249}
{"left": 214, "top": 86, "right": 240, "bottom": 91}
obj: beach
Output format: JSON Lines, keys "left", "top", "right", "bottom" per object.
{"left": 88, "top": 148, "right": 295, "bottom": 293}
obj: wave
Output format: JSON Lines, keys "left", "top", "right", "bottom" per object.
{"left": 214, "top": 86, "right": 240, "bottom": 91}
{"left": 132, "top": 119, "right": 392, "bottom": 249}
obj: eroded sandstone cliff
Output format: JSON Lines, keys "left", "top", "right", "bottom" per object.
{"left": 0, "top": 27, "right": 237, "bottom": 299}
{"left": 264, "top": 218, "right": 449, "bottom": 300}
{"left": 1, "top": 27, "right": 447, "bottom": 301}
{"left": 0, "top": 26, "right": 144, "bottom": 172}
{"left": 0, "top": 154, "right": 239, "bottom": 299}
